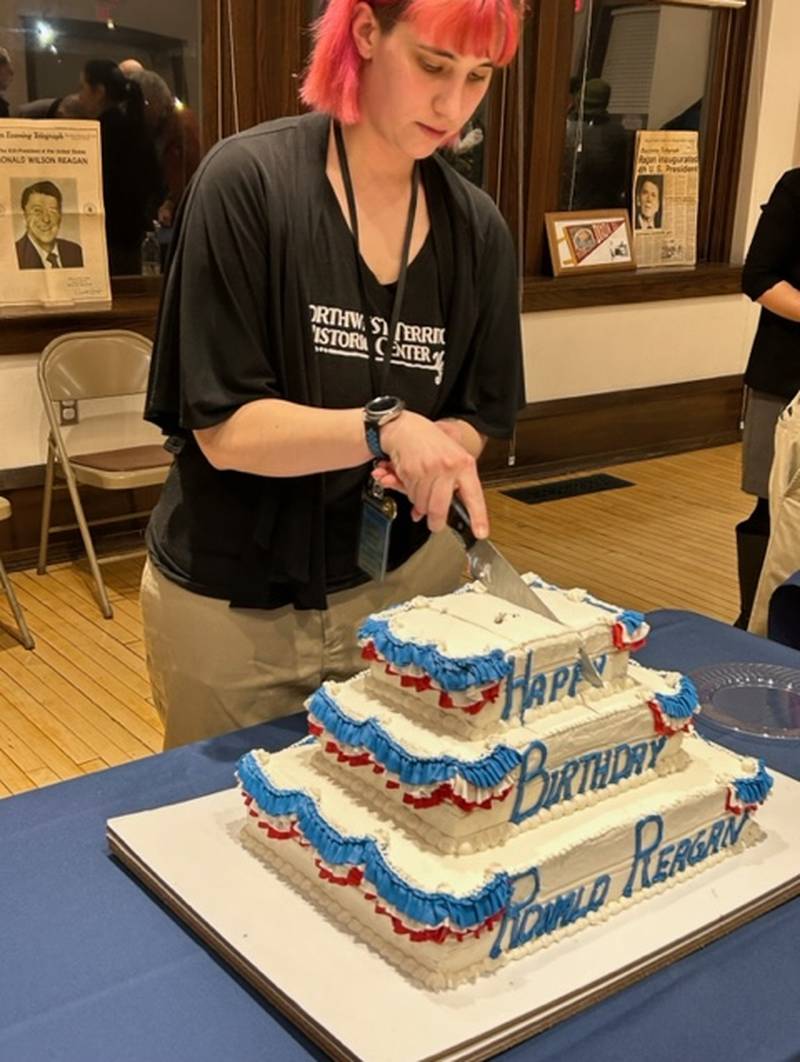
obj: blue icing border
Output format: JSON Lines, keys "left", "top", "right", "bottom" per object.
{"left": 357, "top": 615, "right": 512, "bottom": 692}
{"left": 617, "top": 609, "right": 647, "bottom": 636}
{"left": 733, "top": 760, "right": 773, "bottom": 805}
{"left": 238, "top": 752, "right": 510, "bottom": 928}
{"left": 653, "top": 676, "right": 699, "bottom": 721}
{"left": 309, "top": 687, "right": 521, "bottom": 789}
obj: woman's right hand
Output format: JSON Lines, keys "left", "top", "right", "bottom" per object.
{"left": 377, "top": 411, "right": 489, "bottom": 538}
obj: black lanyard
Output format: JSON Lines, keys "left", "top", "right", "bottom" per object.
{"left": 333, "top": 121, "right": 420, "bottom": 398}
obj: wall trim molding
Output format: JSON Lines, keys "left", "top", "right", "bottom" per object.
{"left": 479, "top": 374, "right": 744, "bottom": 481}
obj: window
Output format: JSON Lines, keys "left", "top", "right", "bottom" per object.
{"left": 509, "top": 0, "right": 758, "bottom": 289}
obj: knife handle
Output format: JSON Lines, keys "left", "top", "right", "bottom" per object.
{"left": 447, "top": 496, "right": 477, "bottom": 550}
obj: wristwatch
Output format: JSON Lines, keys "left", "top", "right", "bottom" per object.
{"left": 363, "top": 395, "right": 406, "bottom": 460}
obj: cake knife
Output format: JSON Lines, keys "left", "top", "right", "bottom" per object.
{"left": 447, "top": 498, "right": 605, "bottom": 687}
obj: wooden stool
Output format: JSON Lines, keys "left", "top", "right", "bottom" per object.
{"left": 0, "top": 498, "right": 35, "bottom": 650}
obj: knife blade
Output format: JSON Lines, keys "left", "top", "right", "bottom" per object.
{"left": 447, "top": 498, "right": 604, "bottom": 688}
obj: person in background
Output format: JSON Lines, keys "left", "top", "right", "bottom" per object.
{"left": 0, "top": 46, "right": 13, "bottom": 118}
{"left": 142, "top": 0, "right": 524, "bottom": 748}
{"left": 127, "top": 67, "right": 202, "bottom": 229}
{"left": 737, "top": 168, "right": 800, "bottom": 628}
{"left": 77, "top": 59, "right": 160, "bottom": 274}
{"left": 17, "top": 93, "right": 84, "bottom": 119}
{"left": 119, "top": 57, "right": 144, "bottom": 77}
{"left": 561, "top": 77, "right": 634, "bottom": 212}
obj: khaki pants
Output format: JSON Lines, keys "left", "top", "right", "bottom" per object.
{"left": 749, "top": 393, "right": 800, "bottom": 636}
{"left": 141, "top": 531, "right": 465, "bottom": 749}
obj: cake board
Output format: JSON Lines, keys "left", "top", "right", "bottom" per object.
{"left": 107, "top": 771, "right": 800, "bottom": 1062}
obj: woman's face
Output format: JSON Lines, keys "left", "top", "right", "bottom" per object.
{"left": 358, "top": 17, "right": 495, "bottom": 158}
{"left": 78, "top": 76, "right": 106, "bottom": 118}
{"left": 638, "top": 180, "right": 660, "bottom": 220}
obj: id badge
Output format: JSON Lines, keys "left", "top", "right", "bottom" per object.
{"left": 357, "top": 484, "right": 397, "bottom": 582}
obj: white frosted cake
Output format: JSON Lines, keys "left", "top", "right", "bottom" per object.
{"left": 237, "top": 577, "right": 773, "bottom": 990}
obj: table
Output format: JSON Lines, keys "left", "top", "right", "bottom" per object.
{"left": 2, "top": 610, "right": 799, "bottom": 1062}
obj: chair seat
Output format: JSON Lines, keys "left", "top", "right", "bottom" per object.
{"left": 68, "top": 445, "right": 172, "bottom": 490}
{"left": 70, "top": 444, "right": 172, "bottom": 472}
{"left": 0, "top": 497, "right": 10, "bottom": 522}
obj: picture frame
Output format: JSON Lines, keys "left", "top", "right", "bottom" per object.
{"left": 544, "top": 209, "right": 636, "bottom": 277}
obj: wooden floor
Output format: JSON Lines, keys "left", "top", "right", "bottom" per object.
{"left": 0, "top": 443, "right": 750, "bottom": 797}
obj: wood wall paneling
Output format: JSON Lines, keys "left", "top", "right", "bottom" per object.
{"left": 479, "top": 374, "right": 743, "bottom": 479}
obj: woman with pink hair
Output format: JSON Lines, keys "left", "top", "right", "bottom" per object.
{"left": 143, "top": 0, "right": 524, "bottom": 748}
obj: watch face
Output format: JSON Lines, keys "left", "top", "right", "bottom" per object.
{"left": 368, "top": 395, "right": 399, "bottom": 415}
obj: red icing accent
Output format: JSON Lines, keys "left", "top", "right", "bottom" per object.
{"left": 401, "top": 674, "right": 433, "bottom": 692}
{"left": 372, "top": 902, "right": 505, "bottom": 945}
{"left": 318, "top": 738, "right": 512, "bottom": 812}
{"left": 315, "top": 859, "right": 364, "bottom": 888}
{"left": 258, "top": 819, "right": 300, "bottom": 840}
{"left": 263, "top": 816, "right": 506, "bottom": 947}
{"left": 308, "top": 721, "right": 324, "bottom": 737}
{"left": 362, "top": 658, "right": 499, "bottom": 717}
{"left": 647, "top": 699, "right": 693, "bottom": 737}
{"left": 725, "top": 789, "right": 757, "bottom": 817}
{"left": 612, "top": 622, "right": 648, "bottom": 652}
{"left": 401, "top": 782, "right": 513, "bottom": 812}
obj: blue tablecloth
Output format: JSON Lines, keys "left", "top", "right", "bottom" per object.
{"left": 1, "top": 611, "right": 799, "bottom": 1062}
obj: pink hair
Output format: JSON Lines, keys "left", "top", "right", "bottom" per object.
{"left": 301, "top": 0, "right": 521, "bottom": 125}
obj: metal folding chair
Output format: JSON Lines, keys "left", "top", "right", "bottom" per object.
{"left": 37, "top": 330, "right": 171, "bottom": 619}
{"left": 0, "top": 497, "right": 35, "bottom": 650}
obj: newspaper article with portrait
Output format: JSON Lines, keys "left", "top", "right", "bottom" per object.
{"left": 0, "top": 119, "right": 110, "bottom": 316}
{"left": 632, "top": 130, "right": 699, "bottom": 269}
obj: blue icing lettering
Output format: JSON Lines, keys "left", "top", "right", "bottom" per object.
{"left": 627, "top": 741, "right": 648, "bottom": 775}
{"left": 510, "top": 741, "right": 549, "bottom": 823}
{"left": 648, "top": 735, "right": 667, "bottom": 768}
{"left": 511, "top": 736, "right": 666, "bottom": 825}
{"left": 624, "top": 812, "right": 751, "bottom": 898}
{"left": 623, "top": 814, "right": 664, "bottom": 896}
{"left": 491, "top": 869, "right": 611, "bottom": 958}
{"left": 549, "top": 666, "right": 570, "bottom": 702}
{"left": 502, "top": 652, "right": 608, "bottom": 723}
{"left": 591, "top": 748, "right": 613, "bottom": 790}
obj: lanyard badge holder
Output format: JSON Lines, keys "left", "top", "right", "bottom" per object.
{"left": 332, "top": 122, "right": 420, "bottom": 582}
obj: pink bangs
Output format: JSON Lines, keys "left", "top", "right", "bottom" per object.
{"left": 404, "top": 0, "right": 519, "bottom": 68}
{"left": 301, "top": 0, "right": 521, "bottom": 125}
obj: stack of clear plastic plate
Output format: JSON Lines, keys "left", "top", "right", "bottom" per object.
{"left": 690, "top": 663, "right": 800, "bottom": 739}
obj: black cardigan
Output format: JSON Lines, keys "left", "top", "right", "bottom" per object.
{"left": 144, "top": 113, "right": 523, "bottom": 610}
{"left": 742, "top": 168, "right": 800, "bottom": 399}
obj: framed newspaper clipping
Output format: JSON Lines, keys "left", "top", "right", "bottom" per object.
{"left": 545, "top": 209, "right": 635, "bottom": 277}
{"left": 0, "top": 119, "right": 111, "bottom": 317}
{"left": 632, "top": 130, "right": 699, "bottom": 268}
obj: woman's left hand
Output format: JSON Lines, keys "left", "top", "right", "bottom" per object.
{"left": 371, "top": 420, "right": 481, "bottom": 526}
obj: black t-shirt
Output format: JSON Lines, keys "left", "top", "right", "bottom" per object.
{"left": 145, "top": 113, "right": 524, "bottom": 610}
{"left": 310, "top": 182, "right": 446, "bottom": 588}
{"left": 742, "top": 168, "right": 800, "bottom": 400}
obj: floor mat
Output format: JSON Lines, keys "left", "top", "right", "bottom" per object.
{"left": 502, "top": 473, "right": 634, "bottom": 505}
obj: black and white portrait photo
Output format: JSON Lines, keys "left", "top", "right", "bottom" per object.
{"left": 634, "top": 174, "right": 663, "bottom": 231}
{"left": 15, "top": 179, "right": 84, "bottom": 269}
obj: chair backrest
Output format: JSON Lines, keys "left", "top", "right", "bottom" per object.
{"left": 38, "top": 330, "right": 153, "bottom": 402}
